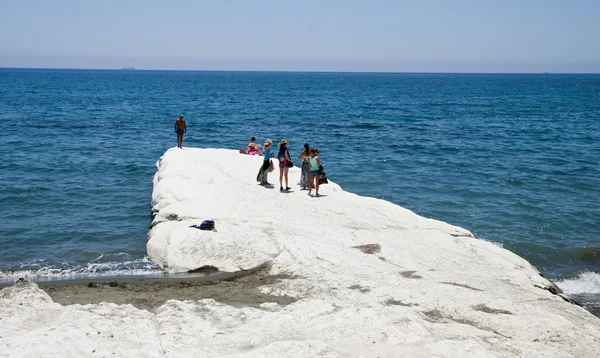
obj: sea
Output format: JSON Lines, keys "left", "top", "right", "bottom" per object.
{"left": 0, "top": 68, "right": 598, "bottom": 315}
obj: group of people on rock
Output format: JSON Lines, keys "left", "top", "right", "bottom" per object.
{"left": 253, "top": 138, "right": 324, "bottom": 196}
{"left": 298, "top": 143, "right": 323, "bottom": 196}
{"left": 172, "top": 118, "right": 326, "bottom": 196}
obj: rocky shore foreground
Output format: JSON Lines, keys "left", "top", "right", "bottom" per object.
{"left": 1, "top": 148, "right": 599, "bottom": 357}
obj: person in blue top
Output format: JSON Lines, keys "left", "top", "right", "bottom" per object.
{"left": 256, "top": 139, "right": 273, "bottom": 185}
{"left": 308, "top": 148, "right": 322, "bottom": 196}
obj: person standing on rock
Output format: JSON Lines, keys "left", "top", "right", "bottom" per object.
{"left": 257, "top": 139, "right": 273, "bottom": 185}
{"left": 174, "top": 115, "right": 187, "bottom": 149}
{"left": 298, "top": 143, "right": 310, "bottom": 190}
{"left": 308, "top": 148, "right": 322, "bottom": 197}
{"left": 278, "top": 139, "right": 292, "bottom": 191}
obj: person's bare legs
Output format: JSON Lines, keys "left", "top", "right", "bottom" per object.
{"left": 279, "top": 167, "right": 284, "bottom": 190}
{"left": 308, "top": 175, "right": 314, "bottom": 196}
{"left": 284, "top": 168, "right": 289, "bottom": 189}
{"left": 315, "top": 178, "right": 320, "bottom": 196}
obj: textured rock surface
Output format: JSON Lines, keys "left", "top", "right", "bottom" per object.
{"left": 1, "top": 148, "right": 599, "bottom": 357}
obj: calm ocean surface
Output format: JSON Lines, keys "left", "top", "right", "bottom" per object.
{"left": 0, "top": 69, "right": 598, "bottom": 309}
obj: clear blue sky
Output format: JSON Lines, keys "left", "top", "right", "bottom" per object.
{"left": 1, "top": 0, "right": 599, "bottom": 72}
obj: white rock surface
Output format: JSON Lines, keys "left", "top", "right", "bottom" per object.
{"left": 1, "top": 147, "right": 599, "bottom": 357}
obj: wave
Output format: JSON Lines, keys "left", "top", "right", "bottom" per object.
{"left": 554, "top": 272, "right": 600, "bottom": 294}
{"left": 0, "top": 257, "right": 163, "bottom": 284}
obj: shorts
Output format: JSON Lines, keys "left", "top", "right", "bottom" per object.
{"left": 176, "top": 128, "right": 184, "bottom": 135}
{"left": 309, "top": 170, "right": 319, "bottom": 178}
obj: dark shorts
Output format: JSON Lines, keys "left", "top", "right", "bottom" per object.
{"left": 261, "top": 160, "right": 270, "bottom": 171}
{"left": 309, "top": 170, "right": 319, "bottom": 178}
{"left": 176, "top": 128, "right": 184, "bottom": 135}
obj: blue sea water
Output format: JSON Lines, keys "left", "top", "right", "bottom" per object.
{"left": 0, "top": 69, "right": 599, "bottom": 296}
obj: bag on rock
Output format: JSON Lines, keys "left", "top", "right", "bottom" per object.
{"left": 200, "top": 220, "right": 215, "bottom": 230}
{"left": 191, "top": 220, "right": 216, "bottom": 231}
{"left": 318, "top": 165, "right": 328, "bottom": 185}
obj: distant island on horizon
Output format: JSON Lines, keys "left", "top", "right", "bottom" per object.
{"left": 121, "top": 67, "right": 136, "bottom": 71}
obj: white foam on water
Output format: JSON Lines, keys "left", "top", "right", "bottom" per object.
{"left": 0, "top": 257, "right": 163, "bottom": 284}
{"left": 555, "top": 271, "right": 600, "bottom": 294}
{"left": 480, "top": 237, "right": 504, "bottom": 249}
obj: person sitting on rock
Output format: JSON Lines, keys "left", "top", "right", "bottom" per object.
{"left": 245, "top": 137, "right": 263, "bottom": 156}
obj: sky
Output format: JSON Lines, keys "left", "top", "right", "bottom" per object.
{"left": 0, "top": 0, "right": 599, "bottom": 73}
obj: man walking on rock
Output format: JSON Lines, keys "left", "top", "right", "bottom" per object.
{"left": 174, "top": 115, "right": 187, "bottom": 148}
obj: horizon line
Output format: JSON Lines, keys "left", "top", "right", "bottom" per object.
{"left": 1, "top": 66, "right": 598, "bottom": 75}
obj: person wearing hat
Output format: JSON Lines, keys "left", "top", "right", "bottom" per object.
{"left": 256, "top": 139, "right": 273, "bottom": 185}
{"left": 278, "top": 139, "right": 292, "bottom": 191}
{"left": 174, "top": 115, "right": 187, "bottom": 149}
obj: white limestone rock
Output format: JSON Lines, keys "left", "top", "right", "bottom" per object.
{"left": 0, "top": 283, "right": 164, "bottom": 358}
{"left": 147, "top": 219, "right": 281, "bottom": 272}
{"left": 2, "top": 148, "right": 599, "bottom": 357}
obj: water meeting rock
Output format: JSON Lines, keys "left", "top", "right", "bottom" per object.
{"left": 1, "top": 148, "right": 599, "bottom": 357}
